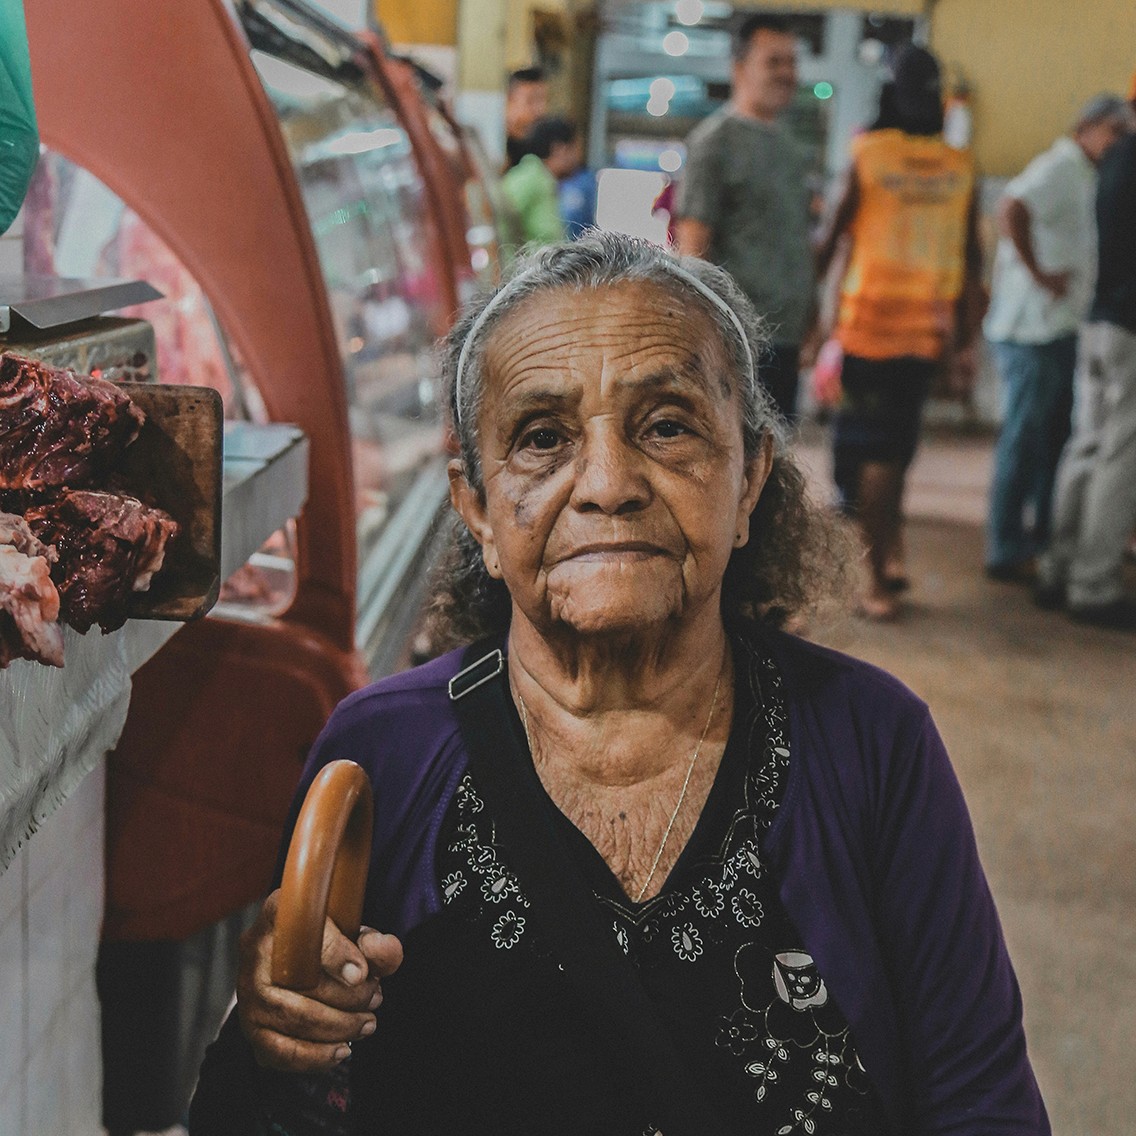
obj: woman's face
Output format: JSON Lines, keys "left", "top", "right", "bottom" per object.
{"left": 451, "top": 281, "right": 771, "bottom": 641}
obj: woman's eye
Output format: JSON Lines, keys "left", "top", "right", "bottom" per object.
{"left": 521, "top": 427, "right": 562, "bottom": 451}
{"left": 650, "top": 419, "right": 691, "bottom": 439}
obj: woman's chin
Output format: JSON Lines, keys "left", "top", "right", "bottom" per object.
{"left": 543, "top": 590, "right": 685, "bottom": 638}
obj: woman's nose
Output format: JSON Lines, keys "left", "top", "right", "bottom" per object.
{"left": 569, "top": 427, "right": 650, "bottom": 515}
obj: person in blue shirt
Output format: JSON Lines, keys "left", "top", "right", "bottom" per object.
{"left": 558, "top": 154, "right": 596, "bottom": 240}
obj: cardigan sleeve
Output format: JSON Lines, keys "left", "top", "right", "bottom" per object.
{"left": 871, "top": 707, "right": 1050, "bottom": 1135}
{"left": 187, "top": 715, "right": 357, "bottom": 1136}
{"left": 188, "top": 654, "right": 470, "bottom": 1134}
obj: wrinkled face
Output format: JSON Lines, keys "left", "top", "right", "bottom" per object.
{"left": 450, "top": 282, "right": 771, "bottom": 640}
{"left": 506, "top": 80, "right": 549, "bottom": 137}
{"left": 733, "top": 29, "right": 799, "bottom": 120}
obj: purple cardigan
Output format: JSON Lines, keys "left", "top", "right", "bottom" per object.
{"left": 270, "top": 628, "right": 1049, "bottom": 1135}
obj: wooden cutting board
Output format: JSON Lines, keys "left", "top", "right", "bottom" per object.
{"left": 116, "top": 382, "right": 223, "bottom": 622}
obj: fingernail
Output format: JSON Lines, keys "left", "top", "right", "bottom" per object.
{"left": 359, "top": 1019, "right": 376, "bottom": 1037}
{"left": 368, "top": 989, "right": 382, "bottom": 1010}
{"left": 342, "top": 962, "right": 363, "bottom": 984}
{"left": 334, "top": 1045, "right": 351, "bottom": 1062}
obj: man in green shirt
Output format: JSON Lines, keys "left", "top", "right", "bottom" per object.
{"left": 676, "top": 14, "right": 814, "bottom": 421}
{"left": 501, "top": 116, "right": 580, "bottom": 252}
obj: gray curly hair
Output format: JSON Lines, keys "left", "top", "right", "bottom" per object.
{"left": 427, "top": 230, "right": 852, "bottom": 646}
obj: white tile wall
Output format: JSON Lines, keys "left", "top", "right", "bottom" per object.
{"left": 0, "top": 763, "right": 106, "bottom": 1135}
{"left": 0, "top": 1071, "right": 25, "bottom": 1136}
{"left": 0, "top": 238, "right": 23, "bottom": 275}
{"left": 0, "top": 210, "right": 24, "bottom": 275}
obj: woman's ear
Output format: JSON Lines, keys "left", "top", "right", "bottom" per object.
{"left": 448, "top": 459, "right": 502, "bottom": 578}
{"left": 735, "top": 434, "right": 773, "bottom": 549}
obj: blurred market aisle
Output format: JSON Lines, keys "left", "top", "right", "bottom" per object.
{"left": 796, "top": 422, "right": 1136, "bottom": 1136}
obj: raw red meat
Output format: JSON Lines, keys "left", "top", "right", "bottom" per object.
{"left": 0, "top": 511, "right": 64, "bottom": 668}
{"left": 26, "top": 490, "right": 179, "bottom": 634}
{"left": 0, "top": 352, "right": 145, "bottom": 490}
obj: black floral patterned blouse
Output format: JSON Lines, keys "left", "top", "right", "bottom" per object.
{"left": 353, "top": 637, "right": 887, "bottom": 1135}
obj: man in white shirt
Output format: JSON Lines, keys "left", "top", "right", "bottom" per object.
{"left": 983, "top": 94, "right": 1131, "bottom": 579}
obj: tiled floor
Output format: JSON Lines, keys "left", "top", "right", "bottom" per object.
{"left": 795, "top": 422, "right": 1135, "bottom": 1136}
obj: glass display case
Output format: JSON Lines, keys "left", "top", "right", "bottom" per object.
{"left": 23, "top": 0, "right": 467, "bottom": 669}
{"left": 22, "top": 152, "right": 300, "bottom": 618}
{"left": 17, "top": 1, "right": 482, "bottom": 1127}
{"left": 236, "top": 0, "right": 459, "bottom": 669}
{"left": 421, "top": 93, "right": 516, "bottom": 290}
{"left": 247, "top": 48, "right": 450, "bottom": 629}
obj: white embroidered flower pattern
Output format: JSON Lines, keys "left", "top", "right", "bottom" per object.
{"left": 723, "top": 839, "right": 764, "bottom": 887}
{"left": 450, "top": 773, "right": 531, "bottom": 941}
{"left": 491, "top": 911, "right": 525, "bottom": 949}
{"left": 481, "top": 870, "right": 518, "bottom": 904}
{"left": 692, "top": 880, "right": 725, "bottom": 919}
{"left": 731, "top": 888, "right": 764, "bottom": 928}
{"left": 456, "top": 778, "right": 484, "bottom": 814}
{"left": 672, "top": 923, "right": 703, "bottom": 962}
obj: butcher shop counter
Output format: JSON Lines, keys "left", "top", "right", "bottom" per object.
{"left": 0, "top": 420, "right": 306, "bottom": 1134}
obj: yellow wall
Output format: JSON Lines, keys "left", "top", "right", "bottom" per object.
{"left": 779, "top": 0, "right": 923, "bottom": 11}
{"left": 930, "top": 0, "right": 1135, "bottom": 176}
{"left": 377, "top": 1, "right": 458, "bottom": 46}
{"left": 452, "top": 0, "right": 554, "bottom": 92}
{"left": 775, "top": 0, "right": 1135, "bottom": 175}
{"left": 456, "top": 0, "right": 508, "bottom": 91}
{"left": 457, "top": 0, "right": 592, "bottom": 137}
{"left": 393, "top": 0, "right": 1134, "bottom": 176}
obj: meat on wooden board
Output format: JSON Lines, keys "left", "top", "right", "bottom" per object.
{"left": 0, "top": 353, "right": 179, "bottom": 666}
{"left": 26, "top": 490, "right": 178, "bottom": 634}
{"left": 0, "top": 353, "right": 144, "bottom": 491}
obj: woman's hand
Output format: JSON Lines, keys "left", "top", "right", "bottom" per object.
{"left": 236, "top": 888, "right": 404, "bottom": 1073}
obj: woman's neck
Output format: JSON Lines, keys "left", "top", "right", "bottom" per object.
{"left": 506, "top": 610, "right": 732, "bottom": 786}
{"left": 508, "top": 607, "right": 729, "bottom": 710}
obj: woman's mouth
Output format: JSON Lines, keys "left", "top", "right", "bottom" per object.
{"left": 561, "top": 542, "right": 670, "bottom": 563}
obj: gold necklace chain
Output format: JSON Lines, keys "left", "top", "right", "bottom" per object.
{"left": 514, "top": 659, "right": 726, "bottom": 905}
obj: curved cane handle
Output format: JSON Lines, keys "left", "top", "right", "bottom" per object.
{"left": 271, "top": 760, "right": 374, "bottom": 991}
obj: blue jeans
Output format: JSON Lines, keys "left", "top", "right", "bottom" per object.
{"left": 986, "top": 335, "right": 1077, "bottom": 568}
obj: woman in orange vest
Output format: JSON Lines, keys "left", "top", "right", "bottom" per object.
{"left": 816, "top": 46, "right": 984, "bottom": 620}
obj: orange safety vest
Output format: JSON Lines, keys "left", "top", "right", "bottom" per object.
{"left": 837, "top": 129, "right": 974, "bottom": 361}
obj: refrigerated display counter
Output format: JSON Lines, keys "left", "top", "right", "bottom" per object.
{"left": 407, "top": 58, "right": 520, "bottom": 290}
{"left": 24, "top": 0, "right": 487, "bottom": 940}
{"left": 19, "top": 0, "right": 502, "bottom": 1125}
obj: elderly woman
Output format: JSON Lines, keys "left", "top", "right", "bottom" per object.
{"left": 190, "top": 233, "right": 1047, "bottom": 1135}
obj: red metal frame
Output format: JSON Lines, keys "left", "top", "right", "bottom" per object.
{"left": 27, "top": 0, "right": 360, "bottom": 649}
{"left": 360, "top": 32, "right": 475, "bottom": 305}
{"left": 23, "top": 0, "right": 466, "bottom": 938}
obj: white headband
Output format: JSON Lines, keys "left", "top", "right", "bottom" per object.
{"left": 452, "top": 258, "right": 757, "bottom": 429}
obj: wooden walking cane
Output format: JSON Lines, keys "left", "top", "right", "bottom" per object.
{"left": 271, "top": 760, "right": 374, "bottom": 990}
